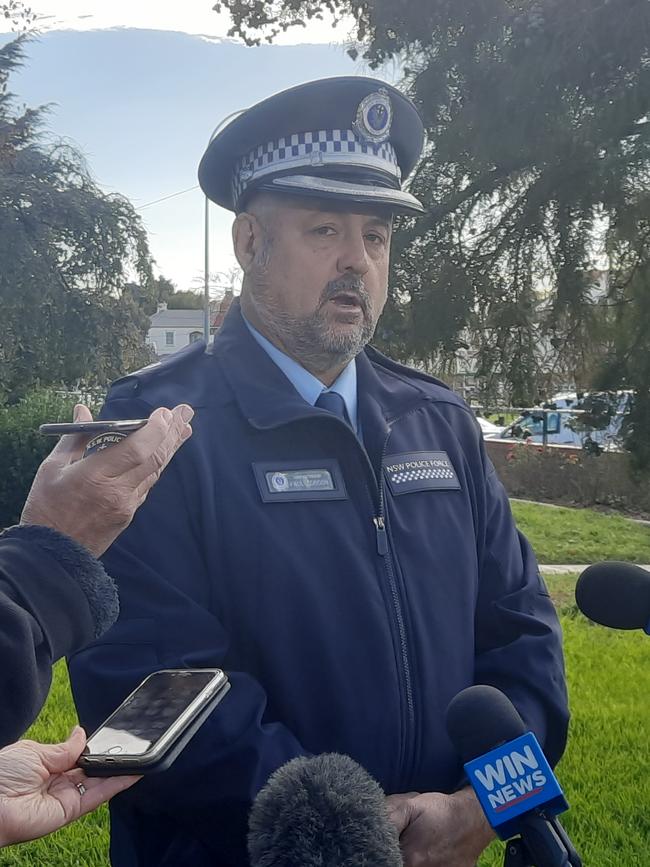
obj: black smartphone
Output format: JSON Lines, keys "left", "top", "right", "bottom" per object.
{"left": 77, "top": 669, "right": 230, "bottom": 776}
{"left": 39, "top": 419, "right": 149, "bottom": 436}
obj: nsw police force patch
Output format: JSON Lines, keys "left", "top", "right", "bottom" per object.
{"left": 383, "top": 451, "right": 461, "bottom": 495}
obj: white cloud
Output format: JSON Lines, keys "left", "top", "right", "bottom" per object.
{"left": 28, "top": 0, "right": 355, "bottom": 45}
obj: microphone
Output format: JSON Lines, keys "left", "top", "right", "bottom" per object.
{"left": 247, "top": 753, "right": 403, "bottom": 867}
{"left": 446, "top": 685, "right": 581, "bottom": 867}
{"left": 575, "top": 561, "right": 650, "bottom": 633}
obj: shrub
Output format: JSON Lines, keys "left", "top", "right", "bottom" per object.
{"left": 487, "top": 440, "right": 650, "bottom": 515}
{"left": 0, "top": 388, "right": 101, "bottom": 528}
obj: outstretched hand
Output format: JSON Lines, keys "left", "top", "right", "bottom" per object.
{"left": 0, "top": 726, "right": 140, "bottom": 848}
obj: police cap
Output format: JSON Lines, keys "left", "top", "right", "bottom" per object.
{"left": 198, "top": 76, "right": 425, "bottom": 215}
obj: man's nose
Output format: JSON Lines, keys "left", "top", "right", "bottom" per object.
{"left": 336, "top": 233, "right": 370, "bottom": 276}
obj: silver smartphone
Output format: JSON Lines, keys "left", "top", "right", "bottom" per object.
{"left": 39, "top": 419, "right": 149, "bottom": 436}
{"left": 78, "top": 669, "right": 230, "bottom": 776}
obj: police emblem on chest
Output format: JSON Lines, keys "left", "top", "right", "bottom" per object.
{"left": 384, "top": 451, "right": 461, "bottom": 495}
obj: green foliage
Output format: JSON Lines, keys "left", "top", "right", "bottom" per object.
{"left": 0, "top": 388, "right": 101, "bottom": 529}
{"left": 166, "top": 289, "right": 204, "bottom": 310}
{"left": 216, "top": 0, "right": 650, "bottom": 461}
{"left": 491, "top": 440, "right": 650, "bottom": 515}
{"left": 596, "top": 238, "right": 650, "bottom": 470}
{"left": 129, "top": 277, "right": 204, "bottom": 313}
{"left": 0, "top": 37, "right": 155, "bottom": 402}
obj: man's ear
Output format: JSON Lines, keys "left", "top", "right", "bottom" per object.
{"left": 232, "top": 212, "right": 261, "bottom": 273}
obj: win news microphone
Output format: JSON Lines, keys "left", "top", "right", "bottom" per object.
{"left": 446, "top": 685, "right": 581, "bottom": 867}
{"left": 575, "top": 561, "right": 650, "bottom": 633}
{"left": 247, "top": 753, "right": 403, "bottom": 867}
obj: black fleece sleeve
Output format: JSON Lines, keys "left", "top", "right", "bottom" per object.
{"left": 0, "top": 524, "right": 118, "bottom": 745}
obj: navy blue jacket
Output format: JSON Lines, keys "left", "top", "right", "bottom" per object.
{"left": 0, "top": 524, "right": 117, "bottom": 745}
{"left": 69, "top": 302, "right": 568, "bottom": 866}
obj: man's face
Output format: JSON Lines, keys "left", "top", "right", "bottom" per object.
{"left": 238, "top": 195, "right": 392, "bottom": 374}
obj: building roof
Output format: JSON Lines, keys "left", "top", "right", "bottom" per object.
{"left": 149, "top": 309, "right": 204, "bottom": 328}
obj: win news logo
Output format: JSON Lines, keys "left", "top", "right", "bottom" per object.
{"left": 464, "top": 733, "right": 568, "bottom": 839}
{"left": 474, "top": 742, "right": 547, "bottom": 810}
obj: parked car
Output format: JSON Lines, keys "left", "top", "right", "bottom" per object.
{"left": 476, "top": 416, "right": 506, "bottom": 439}
{"left": 499, "top": 391, "right": 630, "bottom": 451}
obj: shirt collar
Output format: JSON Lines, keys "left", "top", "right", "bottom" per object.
{"left": 243, "top": 315, "right": 359, "bottom": 433}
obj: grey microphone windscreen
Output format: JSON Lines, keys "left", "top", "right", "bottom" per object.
{"left": 248, "top": 753, "right": 403, "bottom": 866}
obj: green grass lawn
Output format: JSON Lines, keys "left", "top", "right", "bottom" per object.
{"left": 478, "top": 611, "right": 650, "bottom": 867}
{"left": 510, "top": 500, "right": 650, "bottom": 563}
{"left": 3, "top": 502, "right": 649, "bottom": 865}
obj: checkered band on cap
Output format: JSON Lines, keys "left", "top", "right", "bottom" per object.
{"left": 232, "top": 128, "right": 400, "bottom": 204}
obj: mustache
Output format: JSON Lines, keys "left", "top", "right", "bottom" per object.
{"left": 319, "top": 276, "right": 371, "bottom": 313}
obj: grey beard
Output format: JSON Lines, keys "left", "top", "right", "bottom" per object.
{"left": 248, "top": 275, "right": 376, "bottom": 373}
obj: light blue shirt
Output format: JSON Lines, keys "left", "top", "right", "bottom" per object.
{"left": 243, "top": 316, "right": 359, "bottom": 434}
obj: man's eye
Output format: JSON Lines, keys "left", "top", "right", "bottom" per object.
{"left": 313, "top": 226, "right": 336, "bottom": 236}
{"left": 366, "top": 233, "right": 387, "bottom": 246}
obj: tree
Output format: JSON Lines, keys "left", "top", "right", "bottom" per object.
{"left": 216, "top": 0, "right": 650, "bottom": 461}
{"left": 1, "top": 0, "right": 35, "bottom": 31}
{"left": 166, "top": 290, "right": 204, "bottom": 310}
{"left": 0, "top": 37, "right": 155, "bottom": 401}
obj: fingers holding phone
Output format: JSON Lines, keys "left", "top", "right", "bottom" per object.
{"left": 101, "top": 406, "right": 193, "bottom": 496}
{"left": 21, "top": 404, "right": 194, "bottom": 557}
{"left": 49, "top": 403, "right": 101, "bottom": 460}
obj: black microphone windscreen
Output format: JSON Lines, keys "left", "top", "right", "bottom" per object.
{"left": 445, "top": 685, "right": 526, "bottom": 763}
{"left": 575, "top": 561, "right": 650, "bottom": 630}
{"left": 248, "top": 753, "right": 403, "bottom": 867}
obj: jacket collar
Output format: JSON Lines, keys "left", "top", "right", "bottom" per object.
{"left": 210, "top": 299, "right": 429, "bottom": 431}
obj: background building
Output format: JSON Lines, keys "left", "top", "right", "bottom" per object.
{"left": 147, "top": 293, "right": 234, "bottom": 358}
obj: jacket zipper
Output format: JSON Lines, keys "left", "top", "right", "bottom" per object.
{"left": 372, "top": 431, "right": 416, "bottom": 780}
{"left": 266, "top": 406, "right": 420, "bottom": 782}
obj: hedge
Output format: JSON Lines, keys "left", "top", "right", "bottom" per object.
{"left": 486, "top": 439, "right": 650, "bottom": 517}
{"left": 0, "top": 389, "right": 99, "bottom": 528}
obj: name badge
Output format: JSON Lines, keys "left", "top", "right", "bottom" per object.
{"left": 384, "top": 451, "right": 460, "bottom": 495}
{"left": 253, "top": 460, "right": 348, "bottom": 503}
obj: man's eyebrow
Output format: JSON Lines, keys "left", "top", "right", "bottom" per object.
{"left": 365, "top": 216, "right": 392, "bottom": 230}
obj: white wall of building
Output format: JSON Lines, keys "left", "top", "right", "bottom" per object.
{"left": 146, "top": 303, "right": 204, "bottom": 358}
{"left": 147, "top": 325, "right": 203, "bottom": 357}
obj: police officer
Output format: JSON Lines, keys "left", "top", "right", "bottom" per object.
{"left": 70, "top": 77, "right": 569, "bottom": 867}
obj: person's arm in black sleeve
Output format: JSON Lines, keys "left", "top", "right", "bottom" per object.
{"left": 68, "top": 409, "right": 308, "bottom": 866}
{"left": 0, "top": 525, "right": 118, "bottom": 746}
{"left": 474, "top": 453, "right": 569, "bottom": 767}
{"left": 0, "top": 400, "right": 191, "bottom": 745}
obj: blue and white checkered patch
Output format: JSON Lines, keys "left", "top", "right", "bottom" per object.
{"left": 232, "top": 128, "right": 400, "bottom": 203}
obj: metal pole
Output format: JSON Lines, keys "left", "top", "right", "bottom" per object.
{"left": 204, "top": 194, "right": 210, "bottom": 343}
{"left": 202, "top": 110, "right": 244, "bottom": 346}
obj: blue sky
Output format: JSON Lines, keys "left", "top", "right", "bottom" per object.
{"left": 2, "top": 11, "right": 399, "bottom": 293}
